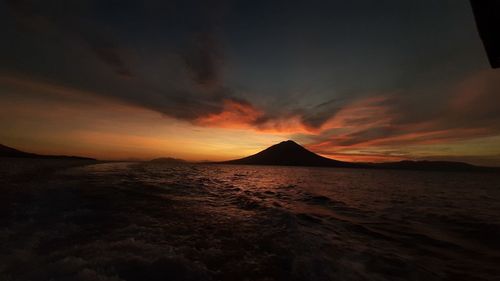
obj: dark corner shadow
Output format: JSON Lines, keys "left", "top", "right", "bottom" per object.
{"left": 470, "top": 0, "right": 500, "bottom": 68}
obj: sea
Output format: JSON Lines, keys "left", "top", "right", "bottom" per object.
{"left": 1, "top": 161, "right": 500, "bottom": 281}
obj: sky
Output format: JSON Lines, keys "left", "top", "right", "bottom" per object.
{"left": 1, "top": 0, "right": 500, "bottom": 165}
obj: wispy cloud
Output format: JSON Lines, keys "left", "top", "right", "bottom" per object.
{"left": 6, "top": 0, "right": 134, "bottom": 78}
{"left": 304, "top": 71, "right": 500, "bottom": 161}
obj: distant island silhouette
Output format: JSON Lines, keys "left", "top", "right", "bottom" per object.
{"left": 220, "top": 140, "right": 499, "bottom": 172}
{"left": 0, "top": 144, "right": 96, "bottom": 161}
{"left": 2, "top": 142, "right": 498, "bottom": 172}
{"left": 150, "top": 157, "right": 187, "bottom": 164}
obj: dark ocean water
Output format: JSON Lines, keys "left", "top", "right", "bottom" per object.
{"left": 1, "top": 162, "right": 500, "bottom": 281}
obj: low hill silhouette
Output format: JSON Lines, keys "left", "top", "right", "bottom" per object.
{"left": 371, "top": 160, "right": 482, "bottom": 171}
{"left": 150, "top": 157, "right": 187, "bottom": 164}
{"left": 220, "top": 140, "right": 499, "bottom": 172}
{"left": 0, "top": 144, "right": 96, "bottom": 160}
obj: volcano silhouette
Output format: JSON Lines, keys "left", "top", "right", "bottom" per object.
{"left": 222, "top": 140, "right": 356, "bottom": 167}
{"left": 220, "top": 140, "right": 498, "bottom": 172}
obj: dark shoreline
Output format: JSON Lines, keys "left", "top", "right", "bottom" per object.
{"left": 0, "top": 157, "right": 104, "bottom": 182}
{"left": 211, "top": 161, "right": 500, "bottom": 174}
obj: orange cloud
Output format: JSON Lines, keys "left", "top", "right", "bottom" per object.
{"left": 195, "top": 99, "right": 263, "bottom": 128}
{"left": 194, "top": 98, "right": 314, "bottom": 134}
{"left": 303, "top": 78, "right": 500, "bottom": 163}
{"left": 3, "top": 70, "right": 500, "bottom": 164}
{"left": 317, "top": 152, "right": 406, "bottom": 163}
{"left": 320, "top": 95, "right": 394, "bottom": 131}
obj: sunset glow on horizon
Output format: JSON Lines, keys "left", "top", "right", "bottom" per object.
{"left": 1, "top": 1, "right": 500, "bottom": 165}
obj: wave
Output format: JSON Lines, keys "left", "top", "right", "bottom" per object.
{"left": 1, "top": 162, "right": 499, "bottom": 280}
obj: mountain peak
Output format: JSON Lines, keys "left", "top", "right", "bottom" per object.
{"left": 269, "top": 140, "right": 311, "bottom": 153}
{"left": 279, "top": 140, "right": 300, "bottom": 145}
{"left": 222, "top": 140, "right": 351, "bottom": 167}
